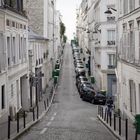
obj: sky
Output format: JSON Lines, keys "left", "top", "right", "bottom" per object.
{"left": 56, "top": 0, "right": 82, "bottom": 40}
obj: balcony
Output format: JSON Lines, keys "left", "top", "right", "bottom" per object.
{"left": 107, "top": 41, "right": 115, "bottom": 45}
{"left": 108, "top": 65, "right": 115, "bottom": 69}
{"left": 107, "top": 16, "right": 115, "bottom": 22}
{"left": 1, "top": 0, "right": 25, "bottom": 16}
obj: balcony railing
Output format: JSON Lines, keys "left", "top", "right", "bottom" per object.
{"left": 108, "top": 65, "right": 115, "bottom": 69}
{"left": 107, "top": 16, "right": 115, "bottom": 22}
{"left": 107, "top": 41, "right": 115, "bottom": 45}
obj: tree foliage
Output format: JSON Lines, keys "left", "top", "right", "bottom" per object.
{"left": 63, "top": 35, "right": 67, "bottom": 43}
{"left": 60, "top": 22, "right": 65, "bottom": 39}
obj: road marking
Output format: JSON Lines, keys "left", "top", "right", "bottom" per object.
{"left": 40, "top": 128, "right": 47, "bottom": 134}
{"left": 53, "top": 112, "right": 57, "bottom": 116}
{"left": 50, "top": 116, "right": 55, "bottom": 121}
{"left": 47, "top": 121, "right": 51, "bottom": 126}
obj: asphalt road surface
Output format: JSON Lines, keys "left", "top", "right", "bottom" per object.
{"left": 18, "top": 44, "right": 116, "bottom": 140}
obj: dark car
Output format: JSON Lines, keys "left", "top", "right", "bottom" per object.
{"left": 76, "top": 76, "right": 88, "bottom": 87}
{"left": 91, "top": 92, "right": 106, "bottom": 105}
{"left": 81, "top": 90, "right": 106, "bottom": 105}
{"left": 76, "top": 68, "right": 86, "bottom": 78}
{"left": 80, "top": 88, "right": 96, "bottom": 101}
{"left": 79, "top": 82, "right": 94, "bottom": 94}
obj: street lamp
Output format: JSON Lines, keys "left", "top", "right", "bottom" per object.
{"left": 104, "top": 8, "right": 117, "bottom": 14}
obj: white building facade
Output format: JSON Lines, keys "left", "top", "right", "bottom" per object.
{"left": 117, "top": 0, "right": 140, "bottom": 119}
{"left": 77, "top": 0, "right": 117, "bottom": 97}
{"left": 28, "top": 29, "right": 49, "bottom": 107}
{"left": 0, "top": 0, "right": 29, "bottom": 119}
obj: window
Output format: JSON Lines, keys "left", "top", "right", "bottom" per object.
{"left": 12, "top": 21, "right": 15, "bottom": 27}
{"left": 23, "top": 38, "right": 26, "bottom": 61}
{"left": 7, "top": 37, "right": 11, "bottom": 66}
{"left": 108, "top": 54, "right": 115, "bottom": 66}
{"left": 129, "top": 80, "right": 136, "bottom": 114}
{"left": 6, "top": 19, "right": 10, "bottom": 26}
{"left": 138, "top": 20, "right": 140, "bottom": 60}
{"left": 123, "top": 0, "right": 128, "bottom": 14}
{"left": 107, "top": 30, "right": 115, "bottom": 41}
{"left": 0, "top": 33, "right": 5, "bottom": 72}
{"left": 129, "top": 0, "right": 135, "bottom": 12}
{"left": 1, "top": 85, "right": 5, "bottom": 109}
{"left": 11, "top": 84, "right": 14, "bottom": 98}
{"left": 129, "top": 21, "right": 135, "bottom": 61}
{"left": 12, "top": 37, "right": 16, "bottom": 64}
{"left": 107, "top": 30, "right": 115, "bottom": 45}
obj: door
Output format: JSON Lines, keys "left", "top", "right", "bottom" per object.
{"left": 107, "top": 74, "right": 117, "bottom": 97}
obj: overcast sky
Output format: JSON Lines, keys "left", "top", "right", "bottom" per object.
{"left": 56, "top": 0, "right": 81, "bottom": 40}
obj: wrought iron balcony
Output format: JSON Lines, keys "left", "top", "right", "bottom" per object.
{"left": 108, "top": 65, "right": 115, "bottom": 69}
{"left": 107, "top": 16, "right": 115, "bottom": 22}
{"left": 107, "top": 41, "right": 115, "bottom": 45}
{"left": 1, "top": 0, "right": 25, "bottom": 15}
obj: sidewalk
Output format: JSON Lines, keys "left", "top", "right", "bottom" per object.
{"left": 97, "top": 106, "right": 140, "bottom": 140}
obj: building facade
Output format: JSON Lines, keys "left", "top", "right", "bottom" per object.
{"left": 117, "top": 0, "right": 140, "bottom": 119}
{"left": 0, "top": 0, "right": 29, "bottom": 119}
{"left": 28, "top": 29, "right": 49, "bottom": 107}
{"left": 77, "top": 0, "right": 117, "bottom": 97}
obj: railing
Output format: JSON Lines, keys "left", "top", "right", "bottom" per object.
{"left": 108, "top": 65, "right": 115, "bottom": 69}
{"left": 107, "top": 41, "right": 115, "bottom": 45}
{"left": 98, "top": 106, "right": 137, "bottom": 140}
{"left": 107, "top": 16, "right": 115, "bottom": 22}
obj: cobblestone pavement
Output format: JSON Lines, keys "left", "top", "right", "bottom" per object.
{"left": 18, "top": 44, "right": 117, "bottom": 140}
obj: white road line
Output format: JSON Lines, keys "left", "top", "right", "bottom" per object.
{"left": 47, "top": 121, "right": 51, "bottom": 126}
{"left": 53, "top": 112, "right": 57, "bottom": 116}
{"left": 50, "top": 116, "right": 55, "bottom": 121}
{"left": 40, "top": 128, "right": 47, "bottom": 134}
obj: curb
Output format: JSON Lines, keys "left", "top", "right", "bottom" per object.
{"left": 10, "top": 88, "right": 56, "bottom": 140}
{"left": 97, "top": 115, "right": 125, "bottom": 140}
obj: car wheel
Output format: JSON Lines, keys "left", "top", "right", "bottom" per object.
{"left": 91, "top": 99, "right": 95, "bottom": 104}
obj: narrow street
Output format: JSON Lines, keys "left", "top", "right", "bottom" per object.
{"left": 18, "top": 44, "right": 116, "bottom": 140}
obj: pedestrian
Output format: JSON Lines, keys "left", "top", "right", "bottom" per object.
{"left": 106, "top": 97, "right": 114, "bottom": 116}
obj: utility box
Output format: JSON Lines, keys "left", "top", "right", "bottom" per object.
{"left": 134, "top": 114, "right": 140, "bottom": 134}
{"left": 55, "top": 69, "right": 60, "bottom": 76}
{"left": 54, "top": 76, "right": 58, "bottom": 84}
{"left": 90, "top": 76, "right": 95, "bottom": 84}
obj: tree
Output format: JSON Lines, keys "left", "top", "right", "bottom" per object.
{"left": 63, "top": 35, "right": 67, "bottom": 43}
{"left": 60, "top": 22, "right": 65, "bottom": 39}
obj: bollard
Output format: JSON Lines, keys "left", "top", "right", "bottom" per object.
{"left": 23, "top": 111, "right": 26, "bottom": 128}
{"left": 44, "top": 100, "right": 46, "bottom": 110}
{"left": 17, "top": 113, "right": 19, "bottom": 133}
{"left": 109, "top": 111, "right": 112, "bottom": 126}
{"left": 114, "top": 114, "right": 116, "bottom": 131}
{"left": 47, "top": 98, "right": 49, "bottom": 107}
{"left": 33, "top": 108, "right": 35, "bottom": 121}
{"left": 125, "top": 118, "right": 128, "bottom": 140}
{"left": 119, "top": 116, "right": 121, "bottom": 136}
{"left": 104, "top": 108, "right": 107, "bottom": 121}
{"left": 37, "top": 105, "right": 39, "bottom": 119}
{"left": 102, "top": 107, "right": 104, "bottom": 119}
{"left": 8, "top": 116, "right": 11, "bottom": 139}
{"left": 107, "top": 111, "right": 109, "bottom": 124}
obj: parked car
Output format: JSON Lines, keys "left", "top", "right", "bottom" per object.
{"left": 81, "top": 89, "right": 106, "bottom": 105}
{"left": 75, "top": 65, "right": 84, "bottom": 72}
{"left": 79, "top": 82, "right": 94, "bottom": 94}
{"left": 76, "top": 68, "right": 86, "bottom": 78}
{"left": 76, "top": 76, "right": 88, "bottom": 87}
{"left": 92, "top": 92, "right": 106, "bottom": 105}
